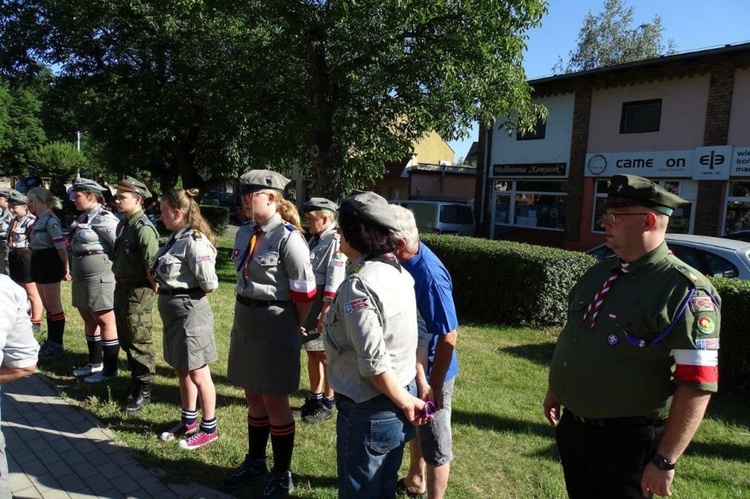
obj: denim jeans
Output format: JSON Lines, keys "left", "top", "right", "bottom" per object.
{"left": 336, "top": 380, "right": 416, "bottom": 499}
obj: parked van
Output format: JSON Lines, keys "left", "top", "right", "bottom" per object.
{"left": 395, "top": 200, "right": 475, "bottom": 236}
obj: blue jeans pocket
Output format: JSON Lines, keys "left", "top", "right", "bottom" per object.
{"left": 368, "top": 416, "right": 403, "bottom": 455}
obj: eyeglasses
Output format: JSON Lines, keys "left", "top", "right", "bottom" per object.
{"left": 599, "top": 213, "right": 649, "bottom": 224}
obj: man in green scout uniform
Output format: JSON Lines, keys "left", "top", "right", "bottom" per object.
{"left": 543, "top": 174, "right": 720, "bottom": 498}
{"left": 113, "top": 176, "right": 159, "bottom": 415}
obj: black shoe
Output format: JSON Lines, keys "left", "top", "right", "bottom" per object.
{"left": 124, "top": 382, "right": 151, "bottom": 415}
{"left": 302, "top": 401, "right": 334, "bottom": 424}
{"left": 292, "top": 397, "right": 318, "bottom": 418}
{"left": 261, "top": 470, "right": 294, "bottom": 498}
{"left": 222, "top": 454, "right": 268, "bottom": 490}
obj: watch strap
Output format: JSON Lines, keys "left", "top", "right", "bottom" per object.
{"left": 652, "top": 454, "right": 675, "bottom": 470}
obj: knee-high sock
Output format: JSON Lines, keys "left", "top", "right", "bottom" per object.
{"left": 47, "top": 312, "right": 66, "bottom": 345}
{"left": 101, "top": 339, "right": 120, "bottom": 375}
{"left": 270, "top": 422, "right": 295, "bottom": 473}
{"left": 86, "top": 336, "right": 103, "bottom": 365}
{"left": 248, "top": 416, "right": 270, "bottom": 461}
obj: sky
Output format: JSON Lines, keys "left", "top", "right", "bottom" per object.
{"left": 447, "top": 0, "right": 750, "bottom": 161}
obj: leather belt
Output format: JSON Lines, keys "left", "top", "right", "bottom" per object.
{"left": 76, "top": 250, "right": 105, "bottom": 257}
{"left": 159, "top": 287, "right": 203, "bottom": 296}
{"left": 566, "top": 409, "right": 664, "bottom": 429}
{"left": 10, "top": 247, "right": 30, "bottom": 253}
{"left": 236, "top": 295, "right": 283, "bottom": 308}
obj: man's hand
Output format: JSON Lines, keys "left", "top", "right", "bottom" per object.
{"left": 641, "top": 462, "right": 675, "bottom": 497}
{"left": 543, "top": 389, "right": 560, "bottom": 426}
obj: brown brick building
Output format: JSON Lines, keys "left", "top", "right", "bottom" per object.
{"left": 476, "top": 42, "right": 750, "bottom": 251}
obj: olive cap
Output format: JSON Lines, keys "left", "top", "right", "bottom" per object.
{"left": 302, "top": 197, "right": 338, "bottom": 213}
{"left": 339, "top": 190, "right": 399, "bottom": 231}
{"left": 603, "top": 174, "right": 687, "bottom": 216}
{"left": 7, "top": 189, "right": 27, "bottom": 205}
{"left": 238, "top": 170, "right": 290, "bottom": 195}
{"left": 72, "top": 177, "right": 107, "bottom": 195}
{"left": 115, "top": 176, "right": 151, "bottom": 198}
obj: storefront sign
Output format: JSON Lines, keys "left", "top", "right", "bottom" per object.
{"left": 585, "top": 150, "right": 693, "bottom": 178}
{"left": 731, "top": 147, "right": 750, "bottom": 177}
{"left": 492, "top": 163, "right": 567, "bottom": 178}
{"left": 692, "top": 146, "right": 732, "bottom": 180}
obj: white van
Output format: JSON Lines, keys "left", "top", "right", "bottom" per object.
{"left": 395, "top": 200, "right": 475, "bottom": 236}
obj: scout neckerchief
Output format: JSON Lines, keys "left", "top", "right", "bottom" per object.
{"left": 580, "top": 262, "right": 629, "bottom": 328}
{"left": 309, "top": 234, "right": 320, "bottom": 250}
{"left": 241, "top": 225, "right": 264, "bottom": 279}
{"left": 8, "top": 218, "right": 19, "bottom": 246}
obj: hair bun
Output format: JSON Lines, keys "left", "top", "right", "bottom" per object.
{"left": 185, "top": 188, "right": 200, "bottom": 199}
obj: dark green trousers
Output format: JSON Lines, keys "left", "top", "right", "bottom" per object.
{"left": 114, "top": 284, "right": 156, "bottom": 382}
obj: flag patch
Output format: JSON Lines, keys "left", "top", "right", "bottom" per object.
{"left": 696, "top": 338, "right": 720, "bottom": 350}
{"left": 689, "top": 296, "right": 714, "bottom": 312}
{"left": 345, "top": 298, "right": 369, "bottom": 315}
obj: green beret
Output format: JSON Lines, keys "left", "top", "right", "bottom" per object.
{"left": 238, "top": 170, "right": 289, "bottom": 194}
{"left": 116, "top": 176, "right": 151, "bottom": 199}
{"left": 72, "top": 177, "right": 106, "bottom": 194}
{"left": 7, "top": 189, "right": 27, "bottom": 205}
{"left": 603, "top": 174, "right": 686, "bottom": 216}
{"left": 302, "top": 197, "right": 338, "bottom": 213}
{"left": 339, "top": 190, "right": 399, "bottom": 231}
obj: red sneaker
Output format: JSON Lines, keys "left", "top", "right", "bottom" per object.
{"left": 179, "top": 430, "right": 219, "bottom": 450}
{"left": 159, "top": 421, "right": 198, "bottom": 441}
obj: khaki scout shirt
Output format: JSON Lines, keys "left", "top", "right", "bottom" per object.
{"left": 308, "top": 223, "right": 346, "bottom": 301}
{"left": 323, "top": 254, "right": 418, "bottom": 403}
{"left": 232, "top": 213, "right": 316, "bottom": 302}
{"left": 112, "top": 210, "right": 159, "bottom": 279}
{"left": 69, "top": 204, "right": 119, "bottom": 254}
{"left": 29, "top": 208, "right": 66, "bottom": 251}
{"left": 152, "top": 227, "right": 218, "bottom": 292}
{"left": 8, "top": 214, "right": 34, "bottom": 249}
{"left": 549, "top": 242, "right": 721, "bottom": 420}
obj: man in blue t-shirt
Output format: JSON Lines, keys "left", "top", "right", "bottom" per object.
{"left": 391, "top": 205, "right": 459, "bottom": 499}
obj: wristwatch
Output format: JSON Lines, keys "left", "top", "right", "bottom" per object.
{"left": 652, "top": 454, "right": 676, "bottom": 470}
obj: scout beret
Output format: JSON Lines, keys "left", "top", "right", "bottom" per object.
{"left": 0, "top": 188, "right": 9, "bottom": 198}
{"left": 238, "top": 170, "right": 290, "bottom": 195}
{"left": 603, "top": 174, "right": 687, "bottom": 216}
{"left": 339, "top": 190, "right": 399, "bottom": 231}
{"left": 7, "top": 189, "right": 27, "bottom": 205}
{"left": 302, "top": 197, "right": 338, "bottom": 213}
{"left": 115, "top": 176, "right": 151, "bottom": 198}
{"left": 72, "top": 177, "right": 107, "bottom": 194}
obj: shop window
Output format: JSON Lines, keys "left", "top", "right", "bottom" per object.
{"left": 620, "top": 99, "right": 661, "bottom": 133}
{"left": 516, "top": 117, "right": 546, "bottom": 140}
{"left": 493, "top": 180, "right": 566, "bottom": 232}
{"left": 724, "top": 181, "right": 750, "bottom": 236}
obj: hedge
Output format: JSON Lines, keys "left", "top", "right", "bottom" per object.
{"left": 198, "top": 205, "right": 230, "bottom": 236}
{"left": 421, "top": 234, "right": 750, "bottom": 392}
{"left": 420, "top": 234, "right": 597, "bottom": 328}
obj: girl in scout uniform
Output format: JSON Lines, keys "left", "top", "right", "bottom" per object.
{"left": 151, "top": 189, "right": 220, "bottom": 450}
{"left": 7, "top": 190, "right": 43, "bottom": 334}
{"left": 0, "top": 189, "right": 11, "bottom": 275}
{"left": 27, "top": 187, "right": 70, "bottom": 359}
{"left": 322, "top": 190, "right": 427, "bottom": 499}
{"left": 296, "top": 198, "right": 346, "bottom": 425}
{"left": 68, "top": 178, "right": 121, "bottom": 383}
{"left": 222, "top": 170, "right": 316, "bottom": 497}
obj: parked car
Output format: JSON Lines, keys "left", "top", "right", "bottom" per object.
{"left": 201, "top": 190, "right": 240, "bottom": 221}
{"left": 724, "top": 230, "right": 750, "bottom": 243}
{"left": 393, "top": 200, "right": 475, "bottom": 236}
{"left": 586, "top": 234, "right": 750, "bottom": 279}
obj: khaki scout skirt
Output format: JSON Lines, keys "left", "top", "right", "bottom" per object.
{"left": 227, "top": 299, "right": 301, "bottom": 395}
{"left": 158, "top": 292, "right": 218, "bottom": 372}
{"left": 72, "top": 253, "right": 115, "bottom": 312}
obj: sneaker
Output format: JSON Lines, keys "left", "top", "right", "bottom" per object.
{"left": 292, "top": 397, "right": 318, "bottom": 418}
{"left": 73, "top": 363, "right": 103, "bottom": 377}
{"left": 159, "top": 421, "right": 198, "bottom": 441}
{"left": 84, "top": 371, "right": 117, "bottom": 383}
{"left": 261, "top": 470, "right": 294, "bottom": 498}
{"left": 222, "top": 454, "right": 269, "bottom": 490}
{"left": 302, "top": 401, "right": 334, "bottom": 424}
{"left": 38, "top": 341, "right": 63, "bottom": 360}
{"left": 179, "top": 430, "right": 218, "bottom": 450}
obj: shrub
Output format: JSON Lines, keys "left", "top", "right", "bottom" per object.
{"left": 711, "top": 278, "right": 750, "bottom": 392}
{"left": 421, "top": 234, "right": 597, "bottom": 328}
{"left": 199, "top": 205, "right": 229, "bottom": 236}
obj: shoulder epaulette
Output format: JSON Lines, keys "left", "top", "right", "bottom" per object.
{"left": 191, "top": 230, "right": 203, "bottom": 240}
{"left": 667, "top": 256, "right": 705, "bottom": 288}
{"left": 282, "top": 221, "right": 297, "bottom": 232}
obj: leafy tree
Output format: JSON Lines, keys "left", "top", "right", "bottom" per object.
{"left": 0, "top": 80, "right": 47, "bottom": 174}
{"left": 29, "top": 141, "right": 87, "bottom": 179}
{"left": 553, "top": 0, "right": 677, "bottom": 74}
{"left": 1, "top": 0, "right": 547, "bottom": 200}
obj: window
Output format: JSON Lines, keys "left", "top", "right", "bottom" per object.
{"left": 620, "top": 99, "right": 661, "bottom": 133}
{"left": 439, "top": 205, "right": 473, "bottom": 224}
{"left": 723, "top": 181, "right": 750, "bottom": 236}
{"left": 592, "top": 179, "right": 695, "bottom": 234}
{"left": 493, "top": 180, "right": 567, "bottom": 232}
{"left": 516, "top": 117, "right": 546, "bottom": 140}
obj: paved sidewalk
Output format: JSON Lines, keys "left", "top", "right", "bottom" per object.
{"left": 2, "top": 372, "right": 233, "bottom": 499}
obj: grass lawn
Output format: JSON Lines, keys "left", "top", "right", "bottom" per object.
{"left": 38, "top": 236, "right": 750, "bottom": 498}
